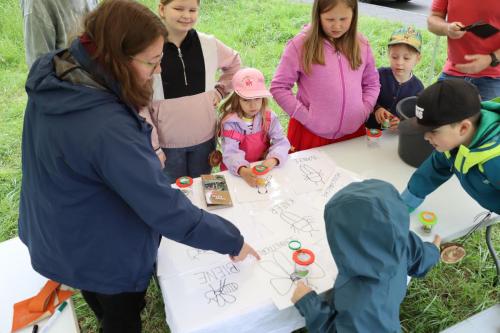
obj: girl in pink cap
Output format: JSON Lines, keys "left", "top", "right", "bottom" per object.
{"left": 218, "top": 68, "right": 291, "bottom": 187}
{"left": 271, "top": 0, "right": 380, "bottom": 152}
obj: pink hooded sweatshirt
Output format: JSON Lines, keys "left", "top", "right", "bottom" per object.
{"left": 271, "top": 27, "right": 380, "bottom": 139}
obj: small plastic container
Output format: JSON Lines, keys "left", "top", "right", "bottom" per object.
{"left": 252, "top": 165, "right": 270, "bottom": 187}
{"left": 419, "top": 211, "right": 437, "bottom": 233}
{"left": 366, "top": 128, "right": 382, "bottom": 146}
{"left": 292, "top": 248, "right": 315, "bottom": 279}
{"left": 175, "top": 176, "right": 194, "bottom": 199}
{"left": 381, "top": 115, "right": 395, "bottom": 130}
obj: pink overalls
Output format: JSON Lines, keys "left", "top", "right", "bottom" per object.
{"left": 220, "top": 111, "right": 271, "bottom": 171}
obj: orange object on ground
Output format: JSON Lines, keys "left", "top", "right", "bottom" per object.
{"left": 11, "top": 280, "right": 74, "bottom": 332}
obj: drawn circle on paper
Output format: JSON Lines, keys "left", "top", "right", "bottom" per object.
{"left": 288, "top": 240, "right": 301, "bottom": 251}
{"left": 440, "top": 243, "right": 466, "bottom": 264}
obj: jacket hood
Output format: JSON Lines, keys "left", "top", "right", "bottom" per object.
{"left": 470, "top": 100, "right": 500, "bottom": 147}
{"left": 324, "top": 179, "right": 409, "bottom": 281}
{"left": 25, "top": 39, "right": 122, "bottom": 117}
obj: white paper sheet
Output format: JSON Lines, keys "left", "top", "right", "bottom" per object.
{"left": 159, "top": 259, "right": 268, "bottom": 333}
{"left": 312, "top": 167, "right": 362, "bottom": 210}
{"left": 279, "top": 150, "right": 337, "bottom": 195}
{"left": 226, "top": 165, "right": 295, "bottom": 203}
{"left": 254, "top": 197, "right": 326, "bottom": 241}
{"left": 255, "top": 239, "right": 337, "bottom": 310}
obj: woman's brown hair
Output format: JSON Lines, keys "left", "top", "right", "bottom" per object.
{"left": 83, "top": 0, "right": 167, "bottom": 108}
{"left": 302, "top": 0, "right": 361, "bottom": 74}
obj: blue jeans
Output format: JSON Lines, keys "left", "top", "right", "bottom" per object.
{"left": 162, "top": 138, "right": 215, "bottom": 182}
{"left": 438, "top": 72, "right": 500, "bottom": 101}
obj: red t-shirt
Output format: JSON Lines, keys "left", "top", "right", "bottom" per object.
{"left": 432, "top": 0, "right": 500, "bottom": 78}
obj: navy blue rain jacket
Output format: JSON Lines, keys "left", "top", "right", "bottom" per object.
{"left": 295, "top": 179, "right": 440, "bottom": 332}
{"left": 18, "top": 40, "right": 243, "bottom": 294}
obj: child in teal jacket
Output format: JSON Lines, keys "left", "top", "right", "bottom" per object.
{"left": 401, "top": 80, "right": 500, "bottom": 214}
{"left": 292, "top": 179, "right": 441, "bottom": 333}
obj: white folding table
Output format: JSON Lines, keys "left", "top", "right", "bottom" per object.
{"left": 157, "top": 132, "right": 488, "bottom": 333}
{"left": 0, "top": 237, "right": 80, "bottom": 333}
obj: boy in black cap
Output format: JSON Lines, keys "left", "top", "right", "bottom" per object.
{"left": 401, "top": 79, "right": 500, "bottom": 214}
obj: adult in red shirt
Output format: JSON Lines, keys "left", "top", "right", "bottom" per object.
{"left": 428, "top": 0, "right": 500, "bottom": 101}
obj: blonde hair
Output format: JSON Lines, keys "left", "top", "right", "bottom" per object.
{"left": 218, "top": 93, "right": 269, "bottom": 136}
{"left": 302, "top": 0, "right": 361, "bottom": 74}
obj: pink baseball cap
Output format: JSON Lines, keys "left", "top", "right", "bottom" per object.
{"left": 232, "top": 68, "right": 272, "bottom": 99}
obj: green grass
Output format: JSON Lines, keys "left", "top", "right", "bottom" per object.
{"left": 0, "top": 0, "right": 497, "bottom": 332}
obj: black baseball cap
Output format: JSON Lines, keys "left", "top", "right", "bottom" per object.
{"left": 408, "top": 79, "right": 481, "bottom": 132}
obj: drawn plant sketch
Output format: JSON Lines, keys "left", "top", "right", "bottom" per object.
{"left": 271, "top": 199, "right": 319, "bottom": 236}
{"left": 299, "top": 163, "right": 325, "bottom": 186}
{"left": 258, "top": 250, "right": 325, "bottom": 296}
{"left": 204, "top": 278, "right": 239, "bottom": 307}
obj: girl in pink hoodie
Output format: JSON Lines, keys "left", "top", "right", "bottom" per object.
{"left": 219, "top": 68, "right": 291, "bottom": 187}
{"left": 271, "top": 0, "right": 380, "bottom": 152}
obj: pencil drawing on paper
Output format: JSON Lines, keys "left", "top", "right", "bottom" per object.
{"left": 299, "top": 163, "right": 325, "bottom": 185}
{"left": 322, "top": 172, "right": 341, "bottom": 200}
{"left": 204, "top": 278, "right": 239, "bottom": 307}
{"left": 279, "top": 211, "right": 317, "bottom": 236}
{"left": 271, "top": 199, "right": 319, "bottom": 236}
{"left": 258, "top": 251, "right": 326, "bottom": 296}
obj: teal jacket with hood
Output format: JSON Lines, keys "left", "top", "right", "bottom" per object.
{"left": 295, "top": 179, "right": 440, "bottom": 333}
{"left": 402, "top": 100, "right": 500, "bottom": 214}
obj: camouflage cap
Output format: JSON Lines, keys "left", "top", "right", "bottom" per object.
{"left": 388, "top": 26, "right": 422, "bottom": 53}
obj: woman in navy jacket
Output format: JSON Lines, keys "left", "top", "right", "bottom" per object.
{"left": 18, "top": 1, "right": 258, "bottom": 332}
